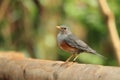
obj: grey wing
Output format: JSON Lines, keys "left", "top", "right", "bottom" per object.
{"left": 64, "top": 34, "right": 87, "bottom": 49}
{"left": 64, "top": 34, "right": 106, "bottom": 58}
{"left": 64, "top": 34, "right": 96, "bottom": 53}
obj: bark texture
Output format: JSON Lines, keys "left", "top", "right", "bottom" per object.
{"left": 0, "top": 52, "right": 120, "bottom": 80}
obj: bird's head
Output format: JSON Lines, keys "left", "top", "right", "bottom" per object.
{"left": 56, "top": 25, "right": 71, "bottom": 34}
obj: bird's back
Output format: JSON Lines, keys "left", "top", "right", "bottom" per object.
{"left": 64, "top": 34, "right": 97, "bottom": 54}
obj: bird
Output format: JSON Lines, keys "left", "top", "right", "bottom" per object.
{"left": 56, "top": 25, "right": 105, "bottom": 62}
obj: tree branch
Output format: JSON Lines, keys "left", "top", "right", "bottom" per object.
{"left": 98, "top": 0, "right": 120, "bottom": 65}
{"left": 0, "top": 52, "right": 120, "bottom": 80}
{"left": 0, "top": 0, "right": 10, "bottom": 21}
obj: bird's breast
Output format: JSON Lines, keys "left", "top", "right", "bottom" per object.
{"left": 59, "top": 41, "right": 78, "bottom": 53}
{"left": 57, "top": 33, "right": 78, "bottom": 53}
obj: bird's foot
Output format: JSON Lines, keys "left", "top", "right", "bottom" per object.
{"left": 60, "top": 61, "right": 74, "bottom": 67}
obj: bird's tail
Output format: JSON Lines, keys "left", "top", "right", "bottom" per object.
{"left": 93, "top": 52, "right": 106, "bottom": 59}
{"left": 88, "top": 48, "right": 106, "bottom": 59}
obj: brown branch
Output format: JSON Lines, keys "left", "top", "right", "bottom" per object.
{"left": 0, "top": 0, "right": 10, "bottom": 21}
{"left": 98, "top": 0, "right": 120, "bottom": 65}
{"left": 0, "top": 52, "right": 120, "bottom": 80}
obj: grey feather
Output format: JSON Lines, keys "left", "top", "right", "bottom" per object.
{"left": 64, "top": 34, "right": 93, "bottom": 52}
{"left": 64, "top": 34, "right": 106, "bottom": 59}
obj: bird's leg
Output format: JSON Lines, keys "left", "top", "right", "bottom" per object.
{"left": 73, "top": 54, "right": 79, "bottom": 62}
{"left": 65, "top": 54, "right": 74, "bottom": 62}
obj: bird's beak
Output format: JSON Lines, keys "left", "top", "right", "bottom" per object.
{"left": 56, "top": 26, "right": 61, "bottom": 30}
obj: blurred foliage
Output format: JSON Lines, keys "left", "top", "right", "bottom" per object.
{"left": 0, "top": 0, "right": 119, "bottom": 66}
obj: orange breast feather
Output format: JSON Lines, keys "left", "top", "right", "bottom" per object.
{"left": 60, "top": 41, "right": 78, "bottom": 53}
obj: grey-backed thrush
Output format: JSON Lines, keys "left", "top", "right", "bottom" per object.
{"left": 56, "top": 25, "right": 105, "bottom": 62}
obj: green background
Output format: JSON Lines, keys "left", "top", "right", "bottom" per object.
{"left": 0, "top": 0, "right": 119, "bottom": 66}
